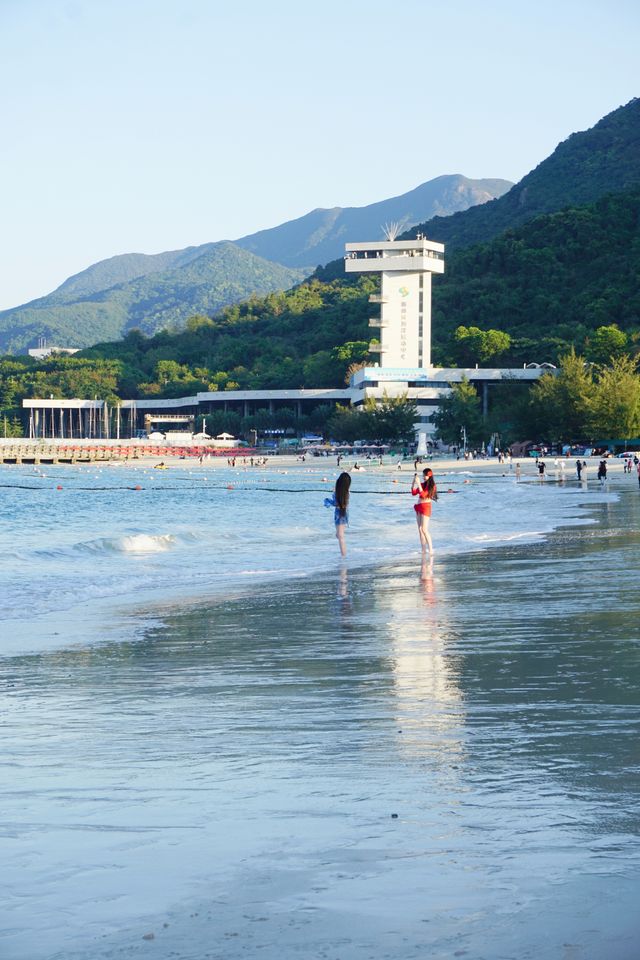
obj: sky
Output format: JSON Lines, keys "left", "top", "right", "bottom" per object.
{"left": 0, "top": 0, "right": 638, "bottom": 310}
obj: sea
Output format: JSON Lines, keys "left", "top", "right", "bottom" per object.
{"left": 0, "top": 458, "right": 608, "bottom": 651}
{"left": 1, "top": 458, "right": 639, "bottom": 960}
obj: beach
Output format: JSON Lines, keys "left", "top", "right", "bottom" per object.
{"left": 1, "top": 460, "right": 639, "bottom": 959}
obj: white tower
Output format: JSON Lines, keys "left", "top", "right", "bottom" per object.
{"left": 344, "top": 234, "right": 444, "bottom": 369}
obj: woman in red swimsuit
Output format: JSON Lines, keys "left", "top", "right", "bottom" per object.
{"left": 412, "top": 467, "right": 437, "bottom": 555}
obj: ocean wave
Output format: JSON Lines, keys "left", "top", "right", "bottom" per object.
{"left": 84, "top": 533, "right": 177, "bottom": 554}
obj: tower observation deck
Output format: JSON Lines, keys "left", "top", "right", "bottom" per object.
{"left": 344, "top": 236, "right": 444, "bottom": 369}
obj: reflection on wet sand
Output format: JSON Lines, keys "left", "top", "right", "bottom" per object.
{"left": 384, "top": 556, "right": 465, "bottom": 764}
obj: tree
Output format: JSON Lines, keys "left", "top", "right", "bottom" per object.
{"left": 368, "top": 393, "right": 418, "bottom": 443}
{"left": 326, "top": 404, "right": 373, "bottom": 442}
{"left": 585, "top": 324, "right": 629, "bottom": 365}
{"left": 591, "top": 355, "right": 640, "bottom": 439}
{"left": 453, "top": 326, "right": 511, "bottom": 365}
{"left": 432, "top": 378, "right": 484, "bottom": 446}
{"left": 528, "top": 349, "right": 595, "bottom": 441}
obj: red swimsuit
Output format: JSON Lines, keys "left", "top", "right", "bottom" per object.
{"left": 412, "top": 481, "right": 436, "bottom": 516}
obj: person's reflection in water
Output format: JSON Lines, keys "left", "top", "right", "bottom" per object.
{"left": 336, "top": 562, "right": 353, "bottom": 615}
{"left": 420, "top": 555, "right": 435, "bottom": 604}
{"left": 339, "top": 563, "right": 349, "bottom": 598}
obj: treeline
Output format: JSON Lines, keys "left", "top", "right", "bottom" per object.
{"left": 81, "top": 276, "right": 374, "bottom": 395}
{"left": 430, "top": 188, "right": 640, "bottom": 365}
{"left": 434, "top": 352, "right": 640, "bottom": 447}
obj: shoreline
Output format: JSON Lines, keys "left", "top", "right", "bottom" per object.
{"left": 1, "top": 469, "right": 629, "bottom": 659}
{"left": 3, "top": 479, "right": 639, "bottom": 960}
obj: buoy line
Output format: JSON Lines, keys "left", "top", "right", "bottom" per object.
{"left": 0, "top": 482, "right": 413, "bottom": 494}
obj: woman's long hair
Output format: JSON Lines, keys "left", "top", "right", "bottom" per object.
{"left": 335, "top": 472, "right": 351, "bottom": 516}
{"left": 422, "top": 468, "right": 438, "bottom": 500}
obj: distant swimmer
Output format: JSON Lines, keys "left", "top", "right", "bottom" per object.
{"left": 154, "top": 462, "right": 168, "bottom": 470}
{"left": 325, "top": 471, "right": 351, "bottom": 558}
{"left": 515, "top": 462, "right": 522, "bottom": 481}
{"left": 412, "top": 467, "right": 438, "bottom": 556}
{"left": 537, "top": 460, "right": 546, "bottom": 480}
{"left": 576, "top": 458, "right": 583, "bottom": 480}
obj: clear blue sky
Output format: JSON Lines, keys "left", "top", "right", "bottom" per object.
{"left": 1, "top": 0, "right": 638, "bottom": 310}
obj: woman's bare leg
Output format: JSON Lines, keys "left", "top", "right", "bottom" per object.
{"left": 415, "top": 512, "right": 425, "bottom": 550}
{"left": 336, "top": 524, "right": 347, "bottom": 557}
{"left": 420, "top": 515, "right": 433, "bottom": 555}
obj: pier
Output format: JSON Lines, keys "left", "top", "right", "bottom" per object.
{"left": 0, "top": 440, "right": 245, "bottom": 465}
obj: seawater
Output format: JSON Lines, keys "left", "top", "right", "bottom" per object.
{"left": 1, "top": 462, "right": 639, "bottom": 960}
{"left": 0, "top": 459, "right": 611, "bottom": 650}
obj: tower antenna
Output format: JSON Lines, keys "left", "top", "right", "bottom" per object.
{"left": 382, "top": 221, "right": 402, "bottom": 241}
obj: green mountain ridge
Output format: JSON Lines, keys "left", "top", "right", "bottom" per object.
{"left": 49, "top": 245, "right": 218, "bottom": 303}
{"left": 406, "top": 97, "right": 640, "bottom": 250}
{"left": 0, "top": 244, "right": 305, "bottom": 354}
{"left": 74, "top": 184, "right": 640, "bottom": 400}
{"left": 234, "top": 175, "right": 512, "bottom": 267}
{"left": 0, "top": 175, "right": 512, "bottom": 354}
{"left": 313, "top": 98, "right": 640, "bottom": 283}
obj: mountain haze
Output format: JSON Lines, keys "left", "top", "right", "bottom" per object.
{"left": 234, "top": 175, "right": 512, "bottom": 268}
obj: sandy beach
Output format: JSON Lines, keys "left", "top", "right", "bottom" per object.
{"left": 1, "top": 462, "right": 639, "bottom": 959}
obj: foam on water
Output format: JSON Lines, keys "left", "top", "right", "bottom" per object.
{"left": 87, "top": 532, "right": 177, "bottom": 553}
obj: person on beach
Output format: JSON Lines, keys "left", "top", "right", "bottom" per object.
{"left": 597, "top": 460, "right": 607, "bottom": 486}
{"left": 325, "top": 471, "right": 351, "bottom": 558}
{"left": 412, "top": 467, "right": 438, "bottom": 556}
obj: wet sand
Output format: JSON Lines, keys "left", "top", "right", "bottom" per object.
{"left": 1, "top": 483, "right": 639, "bottom": 959}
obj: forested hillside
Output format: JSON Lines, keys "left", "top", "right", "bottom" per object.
{"left": 0, "top": 175, "right": 510, "bottom": 354}
{"left": 81, "top": 186, "right": 640, "bottom": 390}
{"left": 3, "top": 183, "right": 638, "bottom": 423}
{"left": 432, "top": 187, "right": 640, "bottom": 364}
{"left": 408, "top": 97, "right": 640, "bottom": 252}
{"left": 0, "top": 244, "right": 305, "bottom": 354}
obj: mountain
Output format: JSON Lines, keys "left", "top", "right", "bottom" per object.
{"left": 0, "top": 243, "right": 305, "bottom": 354}
{"left": 0, "top": 174, "right": 512, "bottom": 354}
{"left": 48, "top": 245, "right": 218, "bottom": 303}
{"left": 405, "top": 97, "right": 640, "bottom": 250}
{"left": 430, "top": 186, "right": 640, "bottom": 362}
{"left": 234, "top": 175, "right": 512, "bottom": 268}
{"left": 79, "top": 186, "right": 640, "bottom": 398}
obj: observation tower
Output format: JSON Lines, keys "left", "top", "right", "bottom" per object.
{"left": 344, "top": 230, "right": 444, "bottom": 369}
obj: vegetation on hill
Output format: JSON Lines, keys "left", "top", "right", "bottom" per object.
{"left": 315, "top": 97, "right": 640, "bottom": 283}
{"left": 79, "top": 277, "right": 375, "bottom": 395}
{"left": 3, "top": 183, "right": 639, "bottom": 438}
{"left": 0, "top": 175, "right": 512, "bottom": 355}
{"left": 432, "top": 187, "right": 640, "bottom": 365}
{"left": 406, "top": 97, "right": 640, "bottom": 251}
{"left": 0, "top": 244, "right": 306, "bottom": 354}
